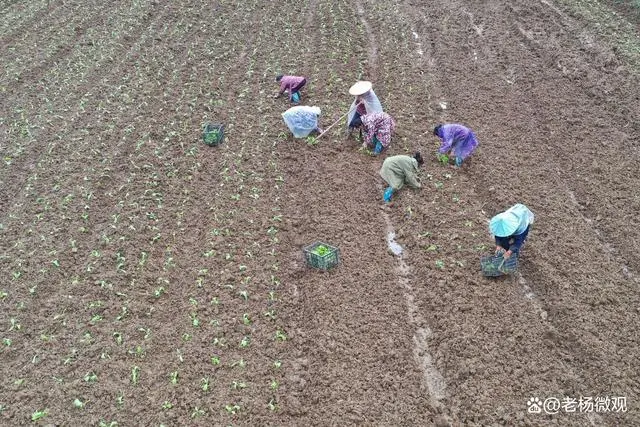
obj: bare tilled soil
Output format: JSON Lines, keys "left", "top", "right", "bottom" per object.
{"left": 1, "top": 0, "right": 639, "bottom": 426}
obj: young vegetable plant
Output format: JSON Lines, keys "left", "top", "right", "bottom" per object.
{"left": 436, "top": 153, "right": 449, "bottom": 165}
{"left": 31, "top": 409, "right": 48, "bottom": 421}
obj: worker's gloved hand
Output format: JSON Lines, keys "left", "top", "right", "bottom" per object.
{"left": 374, "top": 140, "right": 383, "bottom": 155}
{"left": 454, "top": 156, "right": 463, "bottom": 167}
{"left": 495, "top": 246, "right": 505, "bottom": 255}
{"left": 383, "top": 187, "right": 394, "bottom": 203}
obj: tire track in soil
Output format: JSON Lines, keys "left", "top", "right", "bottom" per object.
{"left": 355, "top": 0, "right": 378, "bottom": 82}
{"left": 356, "top": 0, "right": 449, "bottom": 418}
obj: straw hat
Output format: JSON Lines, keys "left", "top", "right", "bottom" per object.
{"left": 349, "top": 81, "right": 373, "bottom": 96}
{"left": 489, "top": 212, "right": 519, "bottom": 237}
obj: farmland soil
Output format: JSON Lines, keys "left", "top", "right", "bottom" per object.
{"left": 1, "top": 0, "right": 639, "bottom": 426}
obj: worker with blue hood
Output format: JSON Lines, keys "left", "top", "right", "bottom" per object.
{"left": 489, "top": 204, "right": 535, "bottom": 259}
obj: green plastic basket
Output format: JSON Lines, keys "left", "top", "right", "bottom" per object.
{"left": 304, "top": 242, "right": 340, "bottom": 271}
{"left": 203, "top": 123, "right": 225, "bottom": 146}
{"left": 480, "top": 253, "right": 518, "bottom": 277}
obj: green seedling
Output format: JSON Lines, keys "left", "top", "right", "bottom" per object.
{"left": 312, "top": 245, "right": 331, "bottom": 256}
{"left": 191, "top": 407, "right": 206, "bottom": 418}
{"left": 306, "top": 136, "right": 318, "bottom": 146}
{"left": 162, "top": 401, "right": 173, "bottom": 410}
{"left": 225, "top": 404, "right": 241, "bottom": 414}
{"left": 435, "top": 260, "right": 445, "bottom": 269}
{"left": 84, "top": 372, "right": 98, "bottom": 383}
{"left": 268, "top": 399, "right": 278, "bottom": 412}
{"left": 239, "top": 336, "right": 250, "bottom": 348}
{"left": 190, "top": 313, "right": 200, "bottom": 327}
{"left": 170, "top": 371, "right": 179, "bottom": 385}
{"left": 270, "top": 379, "right": 279, "bottom": 390}
{"left": 264, "top": 309, "right": 276, "bottom": 320}
{"left": 116, "top": 391, "right": 124, "bottom": 407}
{"left": 436, "top": 153, "right": 449, "bottom": 165}
{"left": 239, "top": 290, "right": 249, "bottom": 301}
{"left": 31, "top": 409, "right": 48, "bottom": 421}
{"left": 113, "top": 332, "right": 123, "bottom": 345}
{"left": 231, "top": 380, "right": 247, "bottom": 390}
{"left": 129, "top": 345, "right": 144, "bottom": 358}
{"left": 9, "top": 318, "right": 21, "bottom": 331}
{"left": 275, "top": 329, "right": 288, "bottom": 341}
{"left": 131, "top": 366, "right": 140, "bottom": 385}
{"left": 3, "top": 338, "right": 12, "bottom": 347}
{"left": 204, "top": 128, "right": 222, "bottom": 145}
{"left": 230, "top": 358, "right": 246, "bottom": 369}
{"left": 242, "top": 313, "right": 251, "bottom": 325}
{"left": 73, "top": 398, "right": 86, "bottom": 409}
{"left": 211, "top": 355, "right": 221, "bottom": 365}
{"left": 425, "top": 244, "right": 438, "bottom": 252}
{"left": 273, "top": 360, "right": 282, "bottom": 369}
{"left": 201, "top": 377, "right": 210, "bottom": 392}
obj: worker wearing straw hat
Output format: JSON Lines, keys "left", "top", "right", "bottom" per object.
{"left": 346, "top": 81, "right": 383, "bottom": 138}
{"left": 489, "top": 204, "right": 535, "bottom": 259}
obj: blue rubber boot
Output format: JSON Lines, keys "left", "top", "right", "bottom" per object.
{"left": 454, "top": 156, "right": 463, "bottom": 167}
{"left": 291, "top": 92, "right": 301, "bottom": 103}
{"left": 373, "top": 137, "right": 383, "bottom": 155}
{"left": 383, "top": 187, "right": 394, "bottom": 202}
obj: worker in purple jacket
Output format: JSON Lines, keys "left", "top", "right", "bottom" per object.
{"left": 274, "top": 75, "right": 306, "bottom": 103}
{"left": 433, "top": 123, "right": 479, "bottom": 167}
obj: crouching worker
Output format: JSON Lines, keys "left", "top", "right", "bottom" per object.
{"left": 379, "top": 152, "right": 424, "bottom": 203}
{"left": 275, "top": 75, "right": 307, "bottom": 103}
{"left": 282, "top": 105, "right": 323, "bottom": 138}
{"left": 352, "top": 112, "right": 396, "bottom": 155}
{"left": 433, "top": 123, "right": 479, "bottom": 167}
{"left": 489, "top": 204, "right": 535, "bottom": 259}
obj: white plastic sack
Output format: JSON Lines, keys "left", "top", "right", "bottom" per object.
{"left": 282, "top": 106, "right": 320, "bottom": 138}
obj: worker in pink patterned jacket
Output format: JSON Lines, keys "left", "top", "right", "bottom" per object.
{"left": 274, "top": 75, "right": 307, "bottom": 103}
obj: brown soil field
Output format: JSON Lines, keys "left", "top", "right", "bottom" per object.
{"left": 1, "top": 0, "right": 639, "bottom": 426}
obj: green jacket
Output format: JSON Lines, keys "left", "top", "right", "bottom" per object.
{"left": 379, "top": 155, "right": 421, "bottom": 190}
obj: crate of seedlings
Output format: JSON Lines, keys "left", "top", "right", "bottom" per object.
{"left": 304, "top": 242, "right": 340, "bottom": 271}
{"left": 202, "top": 123, "right": 225, "bottom": 146}
{"left": 480, "top": 253, "right": 518, "bottom": 277}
